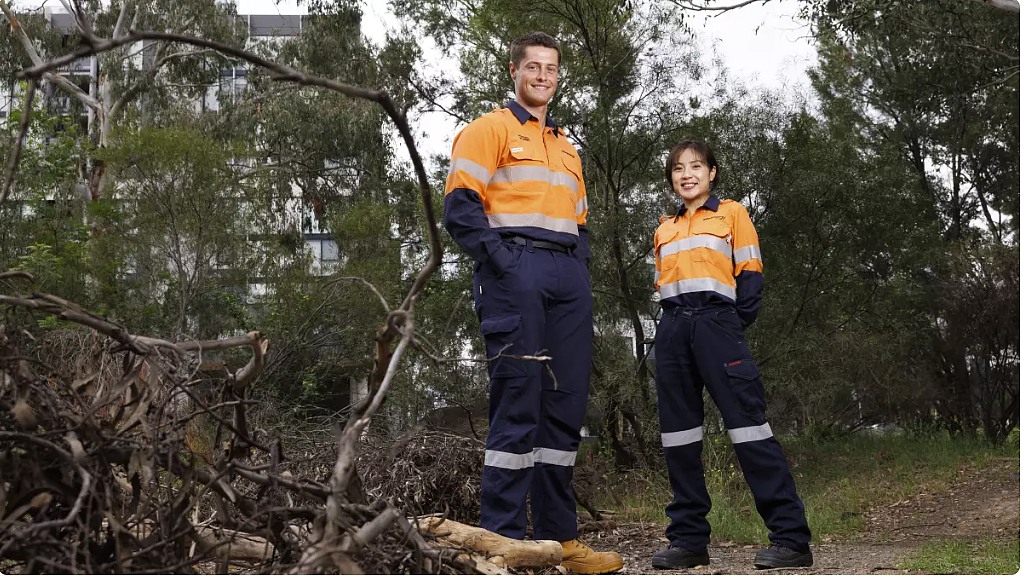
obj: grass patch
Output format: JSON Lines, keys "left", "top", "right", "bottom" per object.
{"left": 900, "top": 539, "right": 1020, "bottom": 574}
{"left": 593, "top": 431, "right": 1018, "bottom": 546}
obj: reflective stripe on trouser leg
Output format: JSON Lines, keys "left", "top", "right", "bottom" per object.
{"left": 531, "top": 251, "right": 592, "bottom": 542}
{"left": 480, "top": 371, "right": 540, "bottom": 539}
{"left": 694, "top": 308, "right": 811, "bottom": 550}
{"left": 654, "top": 311, "right": 712, "bottom": 549}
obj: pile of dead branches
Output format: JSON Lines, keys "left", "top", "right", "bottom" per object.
{"left": 0, "top": 273, "right": 487, "bottom": 574}
{"left": 361, "top": 430, "right": 485, "bottom": 525}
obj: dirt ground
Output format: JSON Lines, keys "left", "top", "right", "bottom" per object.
{"left": 579, "top": 457, "right": 1019, "bottom": 574}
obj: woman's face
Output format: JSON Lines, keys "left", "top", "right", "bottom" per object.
{"left": 672, "top": 148, "right": 717, "bottom": 205}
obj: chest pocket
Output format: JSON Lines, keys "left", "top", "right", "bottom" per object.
{"left": 655, "top": 227, "right": 683, "bottom": 261}
{"left": 557, "top": 149, "right": 582, "bottom": 200}
{"left": 691, "top": 217, "right": 733, "bottom": 263}
{"left": 501, "top": 141, "right": 547, "bottom": 192}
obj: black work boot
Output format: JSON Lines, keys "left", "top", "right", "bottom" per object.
{"left": 651, "top": 545, "right": 710, "bottom": 569}
{"left": 753, "top": 544, "right": 813, "bottom": 569}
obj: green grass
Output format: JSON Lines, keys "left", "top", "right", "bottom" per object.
{"left": 900, "top": 538, "right": 1020, "bottom": 574}
{"left": 592, "top": 431, "right": 1018, "bottom": 546}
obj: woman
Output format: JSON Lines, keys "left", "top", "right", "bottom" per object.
{"left": 649, "top": 140, "right": 813, "bottom": 570}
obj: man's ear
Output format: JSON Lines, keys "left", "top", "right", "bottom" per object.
{"left": 509, "top": 61, "right": 517, "bottom": 81}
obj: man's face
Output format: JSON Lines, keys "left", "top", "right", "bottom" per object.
{"left": 510, "top": 46, "right": 559, "bottom": 108}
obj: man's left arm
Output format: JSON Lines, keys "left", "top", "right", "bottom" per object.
{"left": 574, "top": 153, "right": 590, "bottom": 265}
{"left": 732, "top": 204, "right": 763, "bottom": 328}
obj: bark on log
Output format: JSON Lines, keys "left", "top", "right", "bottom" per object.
{"left": 464, "top": 553, "right": 507, "bottom": 575}
{"left": 192, "top": 526, "right": 274, "bottom": 562}
{"left": 416, "top": 517, "right": 562, "bottom": 568}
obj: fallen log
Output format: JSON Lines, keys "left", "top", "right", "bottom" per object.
{"left": 192, "top": 526, "right": 274, "bottom": 562}
{"left": 416, "top": 517, "right": 562, "bottom": 569}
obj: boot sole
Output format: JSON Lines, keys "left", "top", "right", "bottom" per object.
{"left": 753, "top": 556, "right": 813, "bottom": 569}
{"left": 562, "top": 558, "right": 625, "bottom": 574}
{"left": 651, "top": 554, "right": 710, "bottom": 570}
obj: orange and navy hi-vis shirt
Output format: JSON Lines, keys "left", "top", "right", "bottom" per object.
{"left": 443, "top": 100, "right": 588, "bottom": 265}
{"left": 654, "top": 195, "right": 764, "bottom": 326}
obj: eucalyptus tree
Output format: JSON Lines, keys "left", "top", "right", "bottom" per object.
{"left": 1, "top": 0, "right": 245, "bottom": 199}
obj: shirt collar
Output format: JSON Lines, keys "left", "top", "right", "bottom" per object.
{"left": 506, "top": 100, "right": 560, "bottom": 137}
{"left": 674, "top": 194, "right": 720, "bottom": 220}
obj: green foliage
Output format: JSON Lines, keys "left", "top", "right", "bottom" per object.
{"left": 804, "top": 0, "right": 1019, "bottom": 441}
{"left": 83, "top": 125, "right": 254, "bottom": 337}
{"left": 901, "top": 539, "right": 1020, "bottom": 574}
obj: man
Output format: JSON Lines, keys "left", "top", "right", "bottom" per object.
{"left": 443, "top": 31, "right": 623, "bottom": 575}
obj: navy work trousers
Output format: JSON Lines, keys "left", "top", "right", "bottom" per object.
{"left": 654, "top": 304, "right": 811, "bottom": 552}
{"left": 473, "top": 238, "right": 592, "bottom": 542}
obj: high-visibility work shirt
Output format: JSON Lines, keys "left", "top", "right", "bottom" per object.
{"left": 654, "top": 195, "right": 764, "bottom": 326}
{"left": 443, "top": 100, "right": 589, "bottom": 266}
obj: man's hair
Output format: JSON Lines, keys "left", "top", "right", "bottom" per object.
{"left": 510, "top": 32, "right": 562, "bottom": 67}
{"left": 665, "top": 139, "right": 720, "bottom": 190}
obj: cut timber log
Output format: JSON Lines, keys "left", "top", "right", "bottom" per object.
{"left": 417, "top": 517, "right": 562, "bottom": 568}
{"left": 193, "top": 526, "right": 274, "bottom": 562}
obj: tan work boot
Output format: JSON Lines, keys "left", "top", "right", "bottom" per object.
{"left": 560, "top": 539, "right": 624, "bottom": 574}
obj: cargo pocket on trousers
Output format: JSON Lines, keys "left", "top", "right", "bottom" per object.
{"left": 724, "top": 359, "right": 767, "bottom": 423}
{"left": 480, "top": 313, "right": 526, "bottom": 378}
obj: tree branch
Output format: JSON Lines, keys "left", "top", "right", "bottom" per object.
{"left": 668, "top": 0, "right": 770, "bottom": 14}
{"left": 968, "top": 0, "right": 1020, "bottom": 13}
{"left": 0, "top": 0, "right": 101, "bottom": 111}
{"left": 0, "top": 79, "right": 35, "bottom": 209}
{"left": 112, "top": 0, "right": 132, "bottom": 39}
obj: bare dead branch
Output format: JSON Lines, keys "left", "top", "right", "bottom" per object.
{"left": 0, "top": 271, "right": 34, "bottom": 282}
{"left": 327, "top": 276, "right": 392, "bottom": 313}
{"left": 668, "top": 0, "right": 770, "bottom": 15}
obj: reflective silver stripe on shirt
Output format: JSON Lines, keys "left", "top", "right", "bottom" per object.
{"left": 449, "top": 157, "right": 493, "bottom": 184}
{"left": 661, "top": 426, "right": 703, "bottom": 448}
{"left": 575, "top": 195, "right": 588, "bottom": 216}
{"left": 654, "top": 270, "right": 661, "bottom": 285}
{"left": 484, "top": 449, "right": 534, "bottom": 470}
{"left": 659, "top": 235, "right": 733, "bottom": 259}
{"left": 492, "top": 165, "right": 579, "bottom": 194}
{"left": 488, "top": 213, "right": 579, "bottom": 235}
{"left": 734, "top": 245, "right": 762, "bottom": 264}
{"left": 728, "top": 423, "right": 773, "bottom": 444}
{"left": 533, "top": 447, "right": 577, "bottom": 467}
{"left": 659, "top": 277, "right": 737, "bottom": 300}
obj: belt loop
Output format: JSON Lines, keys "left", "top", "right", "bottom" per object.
{"left": 525, "top": 238, "right": 535, "bottom": 253}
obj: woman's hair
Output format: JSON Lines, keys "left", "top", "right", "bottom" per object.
{"left": 664, "top": 140, "right": 720, "bottom": 191}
